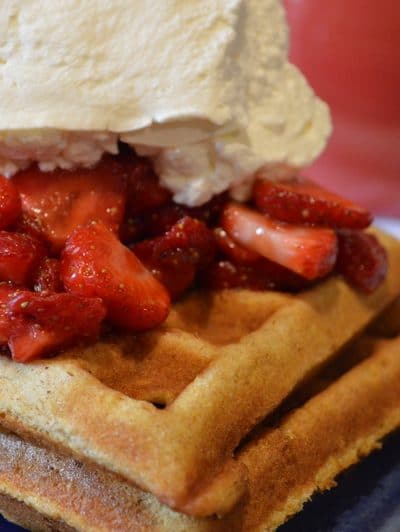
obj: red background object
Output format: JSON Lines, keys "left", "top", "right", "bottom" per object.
{"left": 284, "top": 0, "right": 400, "bottom": 216}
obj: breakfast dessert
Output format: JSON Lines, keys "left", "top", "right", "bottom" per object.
{"left": 0, "top": 1, "right": 398, "bottom": 530}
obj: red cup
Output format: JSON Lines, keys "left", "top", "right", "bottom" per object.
{"left": 284, "top": 0, "right": 400, "bottom": 216}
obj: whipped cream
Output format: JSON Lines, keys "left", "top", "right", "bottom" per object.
{"left": 0, "top": 0, "right": 331, "bottom": 206}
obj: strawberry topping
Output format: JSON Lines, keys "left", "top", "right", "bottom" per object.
{"left": 61, "top": 222, "right": 170, "bottom": 330}
{"left": 0, "top": 283, "right": 20, "bottom": 344}
{"left": 33, "top": 258, "right": 62, "bottom": 293}
{"left": 134, "top": 217, "right": 216, "bottom": 299}
{"left": 125, "top": 158, "right": 172, "bottom": 216}
{"left": 7, "top": 291, "right": 106, "bottom": 362}
{"left": 0, "top": 146, "right": 386, "bottom": 363}
{"left": 143, "top": 204, "right": 189, "bottom": 238}
{"left": 221, "top": 203, "right": 338, "bottom": 280}
{"left": 0, "top": 176, "right": 21, "bottom": 230}
{"left": 336, "top": 230, "right": 388, "bottom": 293}
{"left": 253, "top": 177, "right": 373, "bottom": 229}
{"left": 201, "top": 259, "right": 313, "bottom": 292}
{"left": 142, "top": 194, "right": 227, "bottom": 239}
{"left": 0, "top": 284, "right": 106, "bottom": 362}
{"left": 213, "top": 227, "right": 260, "bottom": 265}
{"left": 13, "top": 155, "right": 127, "bottom": 252}
{"left": 0, "top": 232, "right": 45, "bottom": 286}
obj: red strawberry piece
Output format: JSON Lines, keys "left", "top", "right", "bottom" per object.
{"left": 144, "top": 204, "right": 189, "bottom": 237}
{"left": 61, "top": 221, "right": 170, "bottom": 331}
{"left": 0, "top": 175, "right": 21, "bottom": 229}
{"left": 0, "top": 283, "right": 21, "bottom": 344}
{"left": 253, "top": 177, "right": 373, "bottom": 230}
{"left": 6, "top": 291, "right": 106, "bottom": 362}
{"left": 15, "top": 212, "right": 49, "bottom": 245}
{"left": 201, "top": 259, "right": 313, "bottom": 292}
{"left": 142, "top": 194, "right": 228, "bottom": 238}
{"left": 150, "top": 217, "right": 217, "bottom": 269}
{"left": 188, "top": 193, "right": 229, "bottom": 226}
{"left": 134, "top": 240, "right": 195, "bottom": 300}
{"left": 336, "top": 230, "right": 388, "bottom": 293}
{"left": 0, "top": 232, "right": 45, "bottom": 286}
{"left": 119, "top": 216, "right": 145, "bottom": 245}
{"left": 134, "top": 217, "right": 217, "bottom": 299}
{"left": 214, "top": 227, "right": 260, "bottom": 265}
{"left": 201, "top": 260, "right": 246, "bottom": 290}
{"left": 13, "top": 155, "right": 127, "bottom": 252}
{"left": 221, "top": 203, "right": 338, "bottom": 280}
{"left": 125, "top": 158, "right": 171, "bottom": 216}
{"left": 33, "top": 258, "right": 62, "bottom": 293}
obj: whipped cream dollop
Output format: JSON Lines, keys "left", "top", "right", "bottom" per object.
{"left": 0, "top": 0, "right": 331, "bottom": 206}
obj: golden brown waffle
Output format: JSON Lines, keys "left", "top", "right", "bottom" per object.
{"left": 0, "top": 229, "right": 398, "bottom": 525}
{"left": 0, "top": 332, "right": 399, "bottom": 531}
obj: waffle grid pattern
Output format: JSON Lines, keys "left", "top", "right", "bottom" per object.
{"left": 0, "top": 230, "right": 398, "bottom": 519}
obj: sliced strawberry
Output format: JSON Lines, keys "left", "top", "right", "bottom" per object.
{"left": 144, "top": 204, "right": 189, "bottom": 237}
{"left": 119, "top": 216, "right": 145, "bottom": 244}
{"left": 33, "top": 258, "right": 62, "bottom": 293}
{"left": 221, "top": 203, "right": 338, "bottom": 280}
{"left": 201, "top": 259, "right": 313, "bottom": 292}
{"left": 0, "top": 283, "right": 21, "bottom": 344}
{"left": 134, "top": 240, "right": 195, "bottom": 300}
{"left": 336, "top": 230, "right": 388, "bottom": 293}
{"left": 0, "top": 232, "right": 45, "bottom": 286}
{"left": 253, "top": 177, "right": 373, "bottom": 229}
{"left": 142, "top": 194, "right": 228, "bottom": 239}
{"left": 61, "top": 222, "right": 170, "bottom": 330}
{"left": 126, "top": 158, "right": 171, "bottom": 216}
{"left": 0, "top": 175, "right": 21, "bottom": 229}
{"left": 13, "top": 155, "right": 127, "bottom": 252}
{"left": 214, "top": 227, "right": 260, "bottom": 265}
{"left": 8, "top": 328, "right": 62, "bottom": 363}
{"left": 7, "top": 291, "right": 106, "bottom": 362}
{"left": 150, "top": 217, "right": 216, "bottom": 269}
{"left": 15, "top": 212, "right": 50, "bottom": 245}
{"left": 133, "top": 217, "right": 217, "bottom": 299}
{"left": 188, "top": 193, "right": 228, "bottom": 226}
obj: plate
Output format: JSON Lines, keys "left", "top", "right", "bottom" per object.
{"left": 281, "top": 430, "right": 400, "bottom": 532}
{"left": 375, "top": 217, "right": 400, "bottom": 239}
{"left": 1, "top": 219, "right": 399, "bottom": 531}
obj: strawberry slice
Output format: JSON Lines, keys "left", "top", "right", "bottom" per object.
{"left": 33, "top": 258, "right": 62, "bottom": 293}
{"left": 134, "top": 241, "right": 195, "bottom": 301}
{"left": 13, "top": 155, "right": 127, "bottom": 252}
{"left": 221, "top": 203, "right": 338, "bottom": 280}
{"left": 0, "top": 232, "right": 45, "bottom": 286}
{"left": 214, "top": 227, "right": 260, "bottom": 265}
{"left": 0, "top": 283, "right": 21, "bottom": 344}
{"left": 7, "top": 291, "right": 106, "bottom": 362}
{"left": 142, "top": 194, "right": 228, "bottom": 239}
{"left": 253, "top": 177, "right": 373, "bottom": 229}
{"left": 201, "top": 259, "right": 313, "bottom": 292}
{"left": 61, "top": 222, "right": 170, "bottom": 330}
{"left": 336, "top": 230, "right": 388, "bottom": 293}
{"left": 0, "top": 175, "right": 21, "bottom": 229}
{"left": 126, "top": 158, "right": 171, "bottom": 216}
{"left": 134, "top": 217, "right": 217, "bottom": 299}
{"left": 188, "top": 193, "right": 228, "bottom": 226}
{"left": 143, "top": 204, "right": 189, "bottom": 238}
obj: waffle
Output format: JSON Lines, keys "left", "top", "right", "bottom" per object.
{"left": 0, "top": 323, "right": 399, "bottom": 531}
{"left": 0, "top": 229, "right": 398, "bottom": 530}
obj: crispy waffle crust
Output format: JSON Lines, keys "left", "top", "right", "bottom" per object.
{"left": 0, "top": 331, "right": 399, "bottom": 531}
{"left": 0, "top": 230, "right": 398, "bottom": 527}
